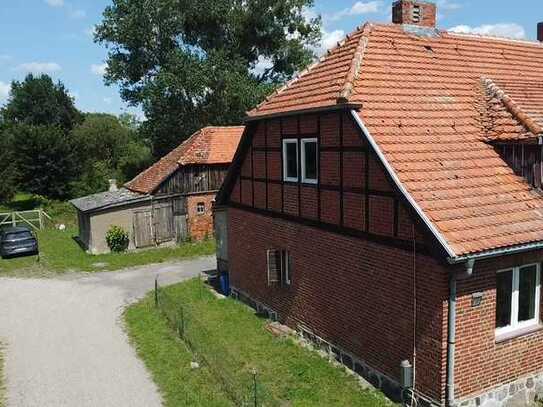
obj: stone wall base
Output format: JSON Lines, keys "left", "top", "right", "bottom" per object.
{"left": 457, "top": 372, "right": 543, "bottom": 407}
{"left": 230, "top": 286, "right": 441, "bottom": 407}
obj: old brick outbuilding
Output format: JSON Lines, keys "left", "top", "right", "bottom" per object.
{"left": 215, "top": 2, "right": 543, "bottom": 406}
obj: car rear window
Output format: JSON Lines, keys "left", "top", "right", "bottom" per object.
{"left": 4, "top": 231, "right": 33, "bottom": 240}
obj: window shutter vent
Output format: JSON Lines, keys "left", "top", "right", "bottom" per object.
{"left": 267, "top": 249, "right": 281, "bottom": 285}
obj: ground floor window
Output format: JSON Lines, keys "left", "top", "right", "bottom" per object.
{"left": 267, "top": 249, "right": 292, "bottom": 287}
{"left": 196, "top": 202, "right": 205, "bottom": 215}
{"left": 496, "top": 263, "right": 541, "bottom": 336}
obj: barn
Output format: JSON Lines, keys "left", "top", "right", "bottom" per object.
{"left": 71, "top": 126, "right": 244, "bottom": 254}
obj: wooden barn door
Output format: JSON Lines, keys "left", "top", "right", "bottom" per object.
{"left": 173, "top": 197, "right": 188, "bottom": 242}
{"left": 133, "top": 210, "right": 154, "bottom": 248}
{"left": 153, "top": 202, "right": 175, "bottom": 243}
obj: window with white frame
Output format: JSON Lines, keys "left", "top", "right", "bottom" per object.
{"left": 196, "top": 202, "right": 205, "bottom": 215}
{"left": 266, "top": 249, "right": 292, "bottom": 287}
{"left": 282, "top": 139, "right": 298, "bottom": 182}
{"left": 496, "top": 264, "right": 541, "bottom": 336}
{"left": 301, "top": 138, "right": 318, "bottom": 184}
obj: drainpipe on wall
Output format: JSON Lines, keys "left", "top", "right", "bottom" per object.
{"left": 446, "top": 270, "right": 457, "bottom": 407}
{"left": 447, "top": 259, "right": 475, "bottom": 406}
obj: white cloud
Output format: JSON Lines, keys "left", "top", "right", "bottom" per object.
{"left": 329, "top": 1, "right": 382, "bottom": 22}
{"left": 0, "top": 81, "right": 10, "bottom": 103}
{"left": 252, "top": 56, "right": 274, "bottom": 77}
{"left": 449, "top": 23, "right": 526, "bottom": 39}
{"left": 17, "top": 62, "right": 62, "bottom": 73}
{"left": 313, "top": 29, "right": 346, "bottom": 56}
{"left": 103, "top": 97, "right": 112, "bottom": 105}
{"left": 45, "top": 0, "right": 64, "bottom": 7}
{"left": 91, "top": 63, "right": 107, "bottom": 76}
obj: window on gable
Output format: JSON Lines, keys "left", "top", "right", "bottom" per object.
{"left": 496, "top": 264, "right": 541, "bottom": 337}
{"left": 283, "top": 139, "right": 298, "bottom": 182}
{"left": 301, "top": 138, "right": 318, "bottom": 184}
{"left": 196, "top": 202, "right": 205, "bottom": 215}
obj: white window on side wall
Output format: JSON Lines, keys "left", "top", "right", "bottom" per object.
{"left": 301, "top": 138, "right": 318, "bottom": 184}
{"left": 496, "top": 263, "right": 541, "bottom": 337}
{"left": 196, "top": 202, "right": 205, "bottom": 215}
{"left": 282, "top": 139, "right": 298, "bottom": 182}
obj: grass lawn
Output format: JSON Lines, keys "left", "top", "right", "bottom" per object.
{"left": 125, "top": 279, "right": 391, "bottom": 407}
{"left": 0, "top": 194, "right": 216, "bottom": 276}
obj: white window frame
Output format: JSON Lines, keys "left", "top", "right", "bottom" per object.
{"left": 301, "top": 138, "right": 318, "bottom": 184}
{"left": 283, "top": 250, "right": 291, "bottom": 286}
{"left": 496, "top": 263, "right": 541, "bottom": 337}
{"left": 196, "top": 202, "right": 205, "bottom": 215}
{"left": 282, "top": 138, "right": 299, "bottom": 182}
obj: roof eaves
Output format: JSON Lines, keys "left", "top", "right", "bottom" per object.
{"left": 482, "top": 78, "right": 543, "bottom": 137}
{"left": 244, "top": 103, "right": 362, "bottom": 122}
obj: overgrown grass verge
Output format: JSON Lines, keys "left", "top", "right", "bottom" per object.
{"left": 125, "top": 279, "right": 391, "bottom": 407}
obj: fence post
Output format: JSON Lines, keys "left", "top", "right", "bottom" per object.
{"left": 178, "top": 306, "right": 185, "bottom": 338}
{"left": 154, "top": 277, "right": 159, "bottom": 307}
{"left": 38, "top": 210, "right": 43, "bottom": 230}
{"left": 252, "top": 368, "right": 258, "bottom": 407}
{"left": 11, "top": 212, "right": 16, "bottom": 227}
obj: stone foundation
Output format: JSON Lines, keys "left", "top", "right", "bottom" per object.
{"left": 457, "top": 372, "right": 543, "bottom": 407}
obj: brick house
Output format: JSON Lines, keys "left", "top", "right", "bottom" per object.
{"left": 215, "top": 2, "right": 543, "bottom": 406}
{"left": 72, "top": 126, "right": 243, "bottom": 253}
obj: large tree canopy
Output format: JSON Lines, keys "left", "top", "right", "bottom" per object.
{"left": 2, "top": 74, "right": 83, "bottom": 132}
{"left": 95, "top": 0, "right": 321, "bottom": 157}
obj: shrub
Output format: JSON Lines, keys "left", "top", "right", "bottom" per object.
{"left": 105, "top": 225, "right": 129, "bottom": 253}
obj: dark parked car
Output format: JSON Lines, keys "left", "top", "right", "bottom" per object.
{"left": 0, "top": 226, "right": 39, "bottom": 259}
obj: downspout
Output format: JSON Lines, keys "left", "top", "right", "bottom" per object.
{"left": 447, "top": 259, "right": 475, "bottom": 406}
{"left": 446, "top": 271, "right": 457, "bottom": 407}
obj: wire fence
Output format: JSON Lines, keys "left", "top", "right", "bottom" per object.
{"left": 154, "top": 277, "right": 283, "bottom": 407}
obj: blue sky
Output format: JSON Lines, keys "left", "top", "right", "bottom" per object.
{"left": 0, "top": 0, "right": 541, "bottom": 117}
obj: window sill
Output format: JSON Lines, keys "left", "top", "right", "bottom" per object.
{"left": 495, "top": 323, "right": 543, "bottom": 343}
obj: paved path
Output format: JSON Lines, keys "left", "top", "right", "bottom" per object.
{"left": 0, "top": 256, "right": 216, "bottom": 407}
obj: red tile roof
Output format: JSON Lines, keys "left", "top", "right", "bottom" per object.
{"left": 250, "top": 23, "right": 543, "bottom": 257}
{"left": 126, "top": 126, "right": 244, "bottom": 194}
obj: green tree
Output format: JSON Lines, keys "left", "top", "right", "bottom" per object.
{"left": 95, "top": 0, "right": 321, "bottom": 157}
{"left": 10, "top": 125, "right": 81, "bottom": 199}
{"left": 0, "top": 125, "right": 17, "bottom": 202}
{"left": 2, "top": 74, "right": 83, "bottom": 132}
{"left": 70, "top": 113, "right": 152, "bottom": 195}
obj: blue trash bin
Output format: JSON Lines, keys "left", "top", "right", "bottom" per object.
{"left": 219, "top": 272, "right": 230, "bottom": 296}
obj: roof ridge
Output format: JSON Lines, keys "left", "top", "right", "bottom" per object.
{"left": 447, "top": 30, "right": 543, "bottom": 47}
{"left": 248, "top": 23, "right": 371, "bottom": 116}
{"left": 337, "top": 24, "right": 372, "bottom": 104}
{"left": 482, "top": 77, "right": 543, "bottom": 136}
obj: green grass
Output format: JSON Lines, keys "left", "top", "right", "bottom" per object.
{"left": 125, "top": 279, "right": 391, "bottom": 407}
{"left": 0, "top": 193, "right": 216, "bottom": 276}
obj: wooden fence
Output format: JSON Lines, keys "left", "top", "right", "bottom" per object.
{"left": 0, "top": 209, "right": 52, "bottom": 231}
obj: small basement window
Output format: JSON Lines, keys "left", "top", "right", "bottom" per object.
{"left": 496, "top": 264, "right": 541, "bottom": 337}
{"left": 196, "top": 202, "right": 205, "bottom": 215}
{"left": 282, "top": 139, "right": 299, "bottom": 182}
{"left": 301, "top": 138, "right": 318, "bottom": 184}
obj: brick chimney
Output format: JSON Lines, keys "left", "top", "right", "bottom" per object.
{"left": 392, "top": 0, "right": 437, "bottom": 28}
{"left": 538, "top": 22, "right": 543, "bottom": 42}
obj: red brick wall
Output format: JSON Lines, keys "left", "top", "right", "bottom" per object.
{"left": 228, "top": 208, "right": 448, "bottom": 401}
{"left": 187, "top": 193, "right": 215, "bottom": 240}
{"left": 453, "top": 252, "right": 543, "bottom": 400}
{"left": 224, "top": 111, "right": 453, "bottom": 401}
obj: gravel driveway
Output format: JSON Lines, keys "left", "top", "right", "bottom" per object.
{"left": 0, "top": 255, "right": 216, "bottom": 407}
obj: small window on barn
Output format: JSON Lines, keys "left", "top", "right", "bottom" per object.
{"left": 496, "top": 264, "right": 541, "bottom": 338}
{"left": 196, "top": 202, "right": 205, "bottom": 215}
{"left": 282, "top": 139, "right": 299, "bottom": 182}
{"left": 301, "top": 138, "right": 318, "bottom": 184}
